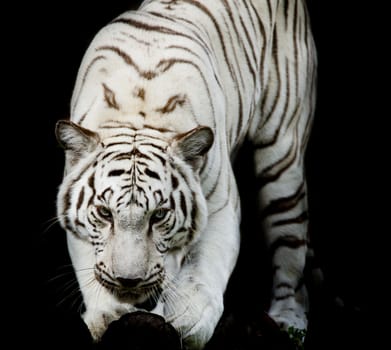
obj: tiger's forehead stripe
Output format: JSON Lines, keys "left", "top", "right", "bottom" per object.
{"left": 86, "top": 130, "right": 173, "bottom": 214}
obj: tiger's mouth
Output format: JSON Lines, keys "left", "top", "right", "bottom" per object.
{"left": 94, "top": 268, "right": 164, "bottom": 306}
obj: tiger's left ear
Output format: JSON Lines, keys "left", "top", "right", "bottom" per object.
{"left": 172, "top": 126, "right": 214, "bottom": 171}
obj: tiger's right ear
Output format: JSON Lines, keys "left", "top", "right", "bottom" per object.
{"left": 55, "top": 120, "right": 100, "bottom": 165}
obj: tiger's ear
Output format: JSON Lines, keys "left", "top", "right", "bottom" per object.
{"left": 55, "top": 120, "right": 100, "bottom": 165}
{"left": 172, "top": 126, "right": 214, "bottom": 171}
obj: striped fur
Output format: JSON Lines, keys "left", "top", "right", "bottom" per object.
{"left": 56, "top": 0, "right": 316, "bottom": 348}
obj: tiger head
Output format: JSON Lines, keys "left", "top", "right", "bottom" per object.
{"left": 55, "top": 120, "right": 213, "bottom": 305}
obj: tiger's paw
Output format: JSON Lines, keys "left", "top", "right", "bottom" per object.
{"left": 83, "top": 303, "right": 136, "bottom": 341}
{"left": 268, "top": 309, "right": 307, "bottom": 349}
{"left": 269, "top": 308, "right": 307, "bottom": 332}
{"left": 164, "top": 282, "right": 224, "bottom": 350}
{"left": 97, "top": 311, "right": 181, "bottom": 350}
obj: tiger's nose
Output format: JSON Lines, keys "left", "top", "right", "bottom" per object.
{"left": 117, "top": 277, "right": 143, "bottom": 288}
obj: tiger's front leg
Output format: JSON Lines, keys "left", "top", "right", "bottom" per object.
{"left": 254, "top": 145, "right": 309, "bottom": 334}
{"left": 161, "top": 202, "right": 240, "bottom": 349}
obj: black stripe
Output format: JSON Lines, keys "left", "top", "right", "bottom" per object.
{"left": 256, "top": 132, "right": 298, "bottom": 188}
{"left": 260, "top": 78, "right": 270, "bottom": 115}
{"left": 154, "top": 58, "right": 186, "bottom": 74}
{"left": 179, "top": 191, "right": 187, "bottom": 218}
{"left": 301, "top": 104, "right": 314, "bottom": 154}
{"left": 145, "top": 168, "right": 161, "bottom": 180}
{"left": 75, "top": 219, "right": 85, "bottom": 228}
{"left": 293, "top": 0, "right": 300, "bottom": 97}
{"left": 149, "top": 151, "right": 166, "bottom": 166}
{"left": 156, "top": 243, "right": 169, "bottom": 254}
{"left": 108, "top": 169, "right": 125, "bottom": 177}
{"left": 286, "top": 100, "right": 301, "bottom": 130}
{"left": 257, "top": 27, "right": 282, "bottom": 140}
{"left": 281, "top": 57, "right": 292, "bottom": 125}
{"left": 153, "top": 190, "right": 163, "bottom": 206}
{"left": 272, "top": 211, "right": 308, "bottom": 227}
{"left": 209, "top": 194, "right": 230, "bottom": 217}
{"left": 156, "top": 94, "right": 186, "bottom": 114}
{"left": 274, "top": 292, "right": 295, "bottom": 301}
{"left": 136, "top": 142, "right": 166, "bottom": 153}
{"left": 99, "top": 122, "right": 135, "bottom": 130}
{"left": 119, "top": 30, "right": 151, "bottom": 46}
{"left": 269, "top": 236, "right": 307, "bottom": 255}
{"left": 111, "top": 152, "right": 132, "bottom": 161}
{"left": 283, "top": 0, "right": 290, "bottom": 30}
{"left": 99, "top": 187, "right": 113, "bottom": 202}
{"left": 110, "top": 149, "right": 153, "bottom": 162}
{"left": 276, "top": 282, "right": 294, "bottom": 290}
{"left": 173, "top": 164, "right": 191, "bottom": 191}
{"left": 233, "top": 92, "right": 244, "bottom": 145}
{"left": 167, "top": 16, "right": 215, "bottom": 57}
{"left": 101, "top": 151, "right": 117, "bottom": 161}
{"left": 143, "top": 124, "right": 173, "bottom": 133}
{"left": 171, "top": 174, "right": 179, "bottom": 190}
{"left": 105, "top": 133, "right": 134, "bottom": 139}
{"left": 86, "top": 214, "right": 96, "bottom": 229}
{"left": 87, "top": 173, "right": 96, "bottom": 207}
{"left": 181, "top": 0, "right": 235, "bottom": 79}
{"left": 261, "top": 182, "right": 305, "bottom": 219}
{"left": 76, "top": 187, "right": 85, "bottom": 210}
{"left": 303, "top": 2, "right": 309, "bottom": 50}
{"left": 240, "top": 1, "right": 260, "bottom": 66}
{"left": 190, "top": 191, "right": 197, "bottom": 231}
{"left": 266, "top": 0, "right": 273, "bottom": 21}
{"left": 102, "top": 83, "right": 120, "bottom": 110}
{"left": 205, "top": 162, "right": 222, "bottom": 200}
{"left": 62, "top": 187, "right": 71, "bottom": 219}
{"left": 223, "top": 1, "right": 247, "bottom": 77}
{"left": 113, "top": 16, "right": 181, "bottom": 36}
{"left": 145, "top": 11, "right": 178, "bottom": 23}
{"left": 104, "top": 141, "right": 133, "bottom": 148}
{"left": 135, "top": 159, "right": 149, "bottom": 169}
{"left": 169, "top": 193, "right": 175, "bottom": 210}
{"left": 116, "top": 192, "right": 127, "bottom": 208}
{"left": 64, "top": 223, "right": 79, "bottom": 238}
{"left": 90, "top": 211, "right": 100, "bottom": 225}
{"left": 166, "top": 44, "right": 201, "bottom": 59}
{"left": 97, "top": 45, "right": 152, "bottom": 79}
{"left": 78, "top": 108, "right": 90, "bottom": 125}
{"left": 237, "top": 12, "right": 258, "bottom": 80}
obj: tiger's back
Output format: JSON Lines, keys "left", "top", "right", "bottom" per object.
{"left": 56, "top": 0, "right": 316, "bottom": 348}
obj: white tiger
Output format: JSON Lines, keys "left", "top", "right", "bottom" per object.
{"left": 55, "top": 0, "right": 317, "bottom": 348}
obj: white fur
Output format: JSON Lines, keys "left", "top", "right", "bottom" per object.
{"left": 57, "top": 1, "right": 317, "bottom": 349}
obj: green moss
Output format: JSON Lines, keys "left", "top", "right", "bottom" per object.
{"left": 287, "top": 326, "right": 306, "bottom": 350}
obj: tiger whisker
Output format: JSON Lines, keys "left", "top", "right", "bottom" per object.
{"left": 50, "top": 266, "right": 97, "bottom": 312}
{"left": 54, "top": 278, "right": 82, "bottom": 309}
{"left": 160, "top": 272, "right": 193, "bottom": 320}
{"left": 40, "top": 214, "right": 68, "bottom": 235}
{"left": 47, "top": 270, "right": 75, "bottom": 284}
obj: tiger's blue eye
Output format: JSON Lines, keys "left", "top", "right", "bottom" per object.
{"left": 151, "top": 208, "right": 169, "bottom": 223}
{"left": 96, "top": 206, "right": 113, "bottom": 221}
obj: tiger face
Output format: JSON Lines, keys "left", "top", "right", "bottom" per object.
{"left": 56, "top": 120, "right": 213, "bottom": 305}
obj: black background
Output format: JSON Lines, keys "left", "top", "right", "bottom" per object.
{"left": 11, "top": 1, "right": 386, "bottom": 349}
